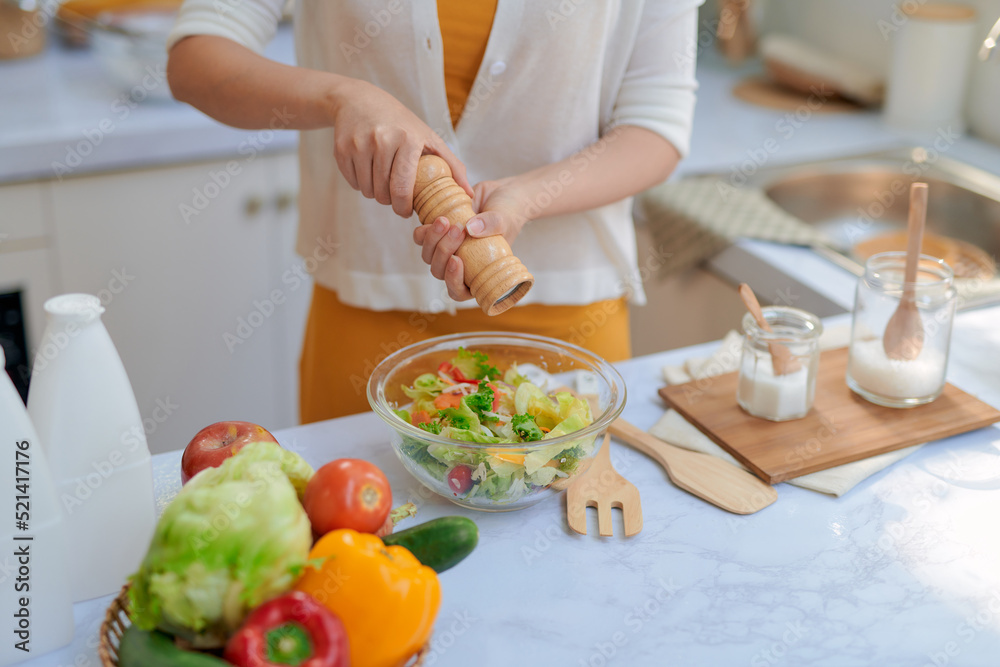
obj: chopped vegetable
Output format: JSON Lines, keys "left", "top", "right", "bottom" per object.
{"left": 295, "top": 530, "right": 440, "bottom": 667}
{"left": 511, "top": 413, "right": 544, "bottom": 442}
{"left": 223, "top": 591, "right": 349, "bottom": 667}
{"left": 463, "top": 382, "right": 494, "bottom": 420}
{"left": 451, "top": 347, "right": 499, "bottom": 380}
{"left": 433, "top": 392, "right": 464, "bottom": 410}
{"left": 128, "top": 443, "right": 313, "bottom": 648}
{"left": 418, "top": 421, "right": 443, "bottom": 435}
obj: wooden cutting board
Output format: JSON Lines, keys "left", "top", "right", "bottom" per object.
{"left": 659, "top": 347, "right": 1000, "bottom": 484}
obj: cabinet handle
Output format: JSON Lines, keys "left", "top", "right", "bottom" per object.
{"left": 245, "top": 196, "right": 264, "bottom": 218}
{"left": 275, "top": 191, "right": 297, "bottom": 213}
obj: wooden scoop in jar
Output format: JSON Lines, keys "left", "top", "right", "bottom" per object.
{"left": 882, "top": 183, "right": 928, "bottom": 361}
{"left": 412, "top": 155, "right": 534, "bottom": 316}
{"left": 738, "top": 283, "right": 802, "bottom": 376}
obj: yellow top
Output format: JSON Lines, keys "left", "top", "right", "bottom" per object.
{"left": 438, "top": 0, "right": 498, "bottom": 127}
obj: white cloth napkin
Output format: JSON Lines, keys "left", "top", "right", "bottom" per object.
{"left": 653, "top": 327, "right": 923, "bottom": 496}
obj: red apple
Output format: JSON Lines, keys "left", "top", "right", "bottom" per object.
{"left": 180, "top": 421, "right": 279, "bottom": 484}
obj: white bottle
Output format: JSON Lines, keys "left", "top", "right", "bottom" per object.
{"left": 27, "top": 294, "right": 155, "bottom": 602}
{"left": 0, "top": 346, "right": 74, "bottom": 665}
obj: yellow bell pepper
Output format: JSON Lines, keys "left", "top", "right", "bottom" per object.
{"left": 487, "top": 449, "right": 525, "bottom": 465}
{"left": 295, "top": 530, "right": 440, "bottom": 667}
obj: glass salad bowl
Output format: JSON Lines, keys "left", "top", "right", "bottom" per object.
{"left": 368, "top": 332, "right": 627, "bottom": 512}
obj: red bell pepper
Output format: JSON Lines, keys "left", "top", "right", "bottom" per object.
{"left": 438, "top": 362, "right": 478, "bottom": 384}
{"left": 488, "top": 383, "right": 501, "bottom": 412}
{"left": 224, "top": 591, "right": 349, "bottom": 667}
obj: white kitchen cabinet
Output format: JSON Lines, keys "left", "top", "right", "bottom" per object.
{"left": 48, "top": 151, "right": 308, "bottom": 454}
{"left": 1, "top": 181, "right": 49, "bottom": 242}
{"left": 0, "top": 181, "right": 58, "bottom": 392}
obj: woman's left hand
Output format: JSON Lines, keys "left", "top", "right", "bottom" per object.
{"left": 412, "top": 177, "right": 531, "bottom": 302}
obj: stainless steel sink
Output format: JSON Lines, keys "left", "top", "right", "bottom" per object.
{"left": 737, "top": 147, "right": 1000, "bottom": 308}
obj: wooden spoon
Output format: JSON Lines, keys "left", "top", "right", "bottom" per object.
{"left": 738, "top": 283, "right": 802, "bottom": 375}
{"left": 609, "top": 418, "right": 777, "bottom": 515}
{"left": 557, "top": 388, "right": 776, "bottom": 515}
{"left": 883, "top": 183, "right": 928, "bottom": 361}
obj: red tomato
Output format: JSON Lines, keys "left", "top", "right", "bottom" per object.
{"left": 447, "top": 465, "right": 473, "bottom": 496}
{"left": 304, "top": 459, "right": 392, "bottom": 535}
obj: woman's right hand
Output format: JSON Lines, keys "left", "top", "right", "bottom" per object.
{"left": 329, "top": 78, "right": 471, "bottom": 218}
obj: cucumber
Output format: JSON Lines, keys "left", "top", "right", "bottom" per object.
{"left": 383, "top": 516, "right": 478, "bottom": 573}
{"left": 118, "top": 625, "right": 229, "bottom": 667}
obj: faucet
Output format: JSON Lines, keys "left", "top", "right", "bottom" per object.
{"left": 980, "top": 16, "right": 1000, "bottom": 61}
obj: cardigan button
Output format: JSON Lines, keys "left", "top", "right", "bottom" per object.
{"left": 488, "top": 61, "right": 507, "bottom": 77}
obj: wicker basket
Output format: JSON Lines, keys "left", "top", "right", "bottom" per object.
{"left": 99, "top": 585, "right": 429, "bottom": 666}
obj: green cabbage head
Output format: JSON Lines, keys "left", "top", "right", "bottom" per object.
{"left": 128, "top": 442, "right": 313, "bottom": 648}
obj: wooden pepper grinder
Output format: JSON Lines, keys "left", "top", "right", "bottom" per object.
{"left": 412, "top": 155, "right": 534, "bottom": 316}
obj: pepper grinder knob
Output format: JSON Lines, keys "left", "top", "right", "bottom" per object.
{"left": 412, "top": 155, "right": 534, "bottom": 316}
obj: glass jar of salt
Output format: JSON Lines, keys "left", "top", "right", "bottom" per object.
{"left": 737, "top": 307, "right": 823, "bottom": 421}
{"left": 846, "top": 252, "right": 956, "bottom": 408}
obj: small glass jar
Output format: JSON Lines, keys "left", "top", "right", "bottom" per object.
{"left": 846, "top": 252, "right": 957, "bottom": 408}
{"left": 737, "top": 307, "right": 823, "bottom": 421}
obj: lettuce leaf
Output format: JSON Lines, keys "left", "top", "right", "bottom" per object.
{"left": 451, "top": 348, "right": 498, "bottom": 380}
{"left": 544, "top": 413, "right": 590, "bottom": 441}
{"left": 402, "top": 373, "right": 449, "bottom": 402}
{"left": 527, "top": 465, "right": 566, "bottom": 487}
{"left": 438, "top": 427, "right": 503, "bottom": 444}
{"left": 513, "top": 383, "right": 560, "bottom": 429}
{"left": 503, "top": 363, "right": 530, "bottom": 387}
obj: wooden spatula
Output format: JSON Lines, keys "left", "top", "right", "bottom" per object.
{"left": 739, "top": 283, "right": 802, "bottom": 375}
{"left": 609, "top": 418, "right": 777, "bottom": 514}
{"left": 883, "top": 182, "right": 928, "bottom": 360}
{"left": 566, "top": 434, "right": 643, "bottom": 537}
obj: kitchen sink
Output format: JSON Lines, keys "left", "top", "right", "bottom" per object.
{"left": 738, "top": 147, "right": 1000, "bottom": 309}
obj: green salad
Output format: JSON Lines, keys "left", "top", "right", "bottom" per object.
{"left": 394, "top": 348, "right": 597, "bottom": 503}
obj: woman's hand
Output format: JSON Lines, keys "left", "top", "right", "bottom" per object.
{"left": 412, "top": 177, "right": 532, "bottom": 302}
{"left": 330, "top": 79, "right": 471, "bottom": 217}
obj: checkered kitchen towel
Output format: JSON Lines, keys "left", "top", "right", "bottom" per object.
{"left": 634, "top": 177, "right": 830, "bottom": 276}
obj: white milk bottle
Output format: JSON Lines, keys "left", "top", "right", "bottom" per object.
{"left": 27, "top": 294, "right": 155, "bottom": 602}
{"left": 0, "top": 347, "right": 73, "bottom": 664}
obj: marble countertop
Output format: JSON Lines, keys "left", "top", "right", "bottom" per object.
{"left": 23, "top": 305, "right": 1000, "bottom": 667}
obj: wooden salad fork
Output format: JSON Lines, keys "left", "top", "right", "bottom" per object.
{"left": 566, "top": 433, "right": 643, "bottom": 537}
